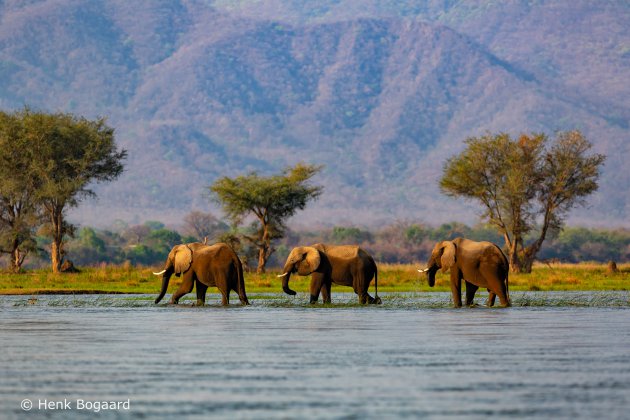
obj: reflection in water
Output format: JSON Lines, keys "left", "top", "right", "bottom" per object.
{"left": 0, "top": 294, "right": 629, "bottom": 418}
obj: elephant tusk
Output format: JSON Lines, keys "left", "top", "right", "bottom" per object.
{"left": 276, "top": 272, "right": 289, "bottom": 277}
{"left": 417, "top": 268, "right": 429, "bottom": 273}
{"left": 153, "top": 269, "right": 167, "bottom": 275}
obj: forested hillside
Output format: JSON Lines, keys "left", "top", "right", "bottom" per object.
{"left": 0, "top": 0, "right": 628, "bottom": 227}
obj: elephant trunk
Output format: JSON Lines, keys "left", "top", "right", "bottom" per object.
{"left": 427, "top": 267, "right": 437, "bottom": 287}
{"left": 155, "top": 270, "right": 172, "bottom": 304}
{"left": 281, "top": 262, "right": 297, "bottom": 296}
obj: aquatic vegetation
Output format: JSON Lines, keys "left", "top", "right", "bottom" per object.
{"left": 3, "top": 291, "right": 629, "bottom": 309}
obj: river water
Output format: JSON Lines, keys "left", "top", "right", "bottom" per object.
{"left": 1, "top": 292, "right": 629, "bottom": 419}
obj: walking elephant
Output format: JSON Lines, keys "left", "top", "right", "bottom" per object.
{"left": 419, "top": 237, "right": 510, "bottom": 307}
{"left": 153, "top": 242, "right": 249, "bottom": 306}
{"left": 278, "top": 244, "right": 381, "bottom": 304}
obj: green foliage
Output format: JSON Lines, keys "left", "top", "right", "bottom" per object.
{"left": 7, "top": 218, "right": 630, "bottom": 271}
{"left": 146, "top": 228, "right": 182, "bottom": 255}
{"left": 429, "top": 222, "right": 472, "bottom": 241}
{"left": 539, "top": 227, "right": 630, "bottom": 263}
{"left": 77, "top": 228, "right": 106, "bottom": 252}
{"left": 330, "top": 226, "right": 372, "bottom": 244}
{"left": 210, "top": 163, "right": 323, "bottom": 232}
{"left": 144, "top": 221, "right": 165, "bottom": 230}
{"left": 125, "top": 245, "right": 160, "bottom": 266}
{"left": 0, "top": 110, "right": 41, "bottom": 271}
{"left": 210, "top": 163, "right": 323, "bottom": 272}
{"left": 440, "top": 131, "right": 605, "bottom": 272}
{"left": 404, "top": 224, "right": 428, "bottom": 245}
{"left": 65, "top": 227, "right": 108, "bottom": 266}
{"left": 0, "top": 108, "right": 127, "bottom": 271}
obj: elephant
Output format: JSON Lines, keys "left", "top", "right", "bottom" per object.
{"left": 278, "top": 243, "right": 382, "bottom": 304}
{"left": 153, "top": 242, "right": 249, "bottom": 306}
{"left": 419, "top": 237, "right": 510, "bottom": 307}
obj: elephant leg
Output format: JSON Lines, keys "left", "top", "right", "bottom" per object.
{"left": 358, "top": 292, "right": 368, "bottom": 304}
{"left": 355, "top": 283, "right": 369, "bottom": 304}
{"left": 320, "top": 282, "right": 332, "bottom": 304}
{"left": 195, "top": 280, "right": 208, "bottom": 306}
{"left": 219, "top": 289, "right": 230, "bottom": 306}
{"left": 465, "top": 281, "right": 478, "bottom": 306}
{"left": 357, "top": 291, "right": 380, "bottom": 304}
{"left": 170, "top": 275, "right": 194, "bottom": 304}
{"left": 354, "top": 274, "right": 374, "bottom": 305}
{"left": 238, "top": 290, "right": 249, "bottom": 306}
{"left": 497, "top": 290, "right": 511, "bottom": 307}
{"left": 450, "top": 271, "right": 463, "bottom": 307}
{"left": 480, "top": 265, "right": 510, "bottom": 307}
{"left": 235, "top": 277, "right": 250, "bottom": 305}
{"left": 309, "top": 274, "right": 324, "bottom": 304}
{"left": 487, "top": 290, "right": 496, "bottom": 307}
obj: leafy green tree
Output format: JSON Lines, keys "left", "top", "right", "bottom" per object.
{"left": 210, "top": 163, "right": 323, "bottom": 273}
{"left": 146, "top": 228, "right": 182, "bottom": 255}
{"left": 404, "top": 224, "right": 429, "bottom": 245}
{"left": 0, "top": 111, "right": 41, "bottom": 271}
{"left": 20, "top": 109, "right": 126, "bottom": 272}
{"left": 65, "top": 227, "right": 108, "bottom": 265}
{"left": 144, "top": 220, "right": 165, "bottom": 230}
{"left": 440, "top": 131, "right": 605, "bottom": 272}
{"left": 125, "top": 244, "right": 160, "bottom": 266}
{"left": 429, "top": 222, "right": 472, "bottom": 242}
{"left": 330, "top": 226, "right": 372, "bottom": 244}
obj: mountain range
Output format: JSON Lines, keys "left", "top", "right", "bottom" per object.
{"left": 0, "top": 0, "right": 628, "bottom": 228}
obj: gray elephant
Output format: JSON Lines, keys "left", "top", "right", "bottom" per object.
{"left": 153, "top": 242, "right": 249, "bottom": 306}
{"left": 419, "top": 237, "right": 510, "bottom": 307}
{"left": 278, "top": 243, "right": 381, "bottom": 304}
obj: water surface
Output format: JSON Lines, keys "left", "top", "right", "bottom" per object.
{"left": 1, "top": 292, "right": 629, "bottom": 418}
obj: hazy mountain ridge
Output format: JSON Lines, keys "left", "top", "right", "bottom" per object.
{"left": 0, "top": 0, "right": 628, "bottom": 227}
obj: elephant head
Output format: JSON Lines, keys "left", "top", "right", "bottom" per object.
{"left": 277, "top": 246, "right": 321, "bottom": 295}
{"left": 153, "top": 244, "right": 193, "bottom": 304}
{"left": 420, "top": 241, "right": 456, "bottom": 287}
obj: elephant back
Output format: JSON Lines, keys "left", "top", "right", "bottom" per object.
{"left": 324, "top": 245, "right": 361, "bottom": 260}
{"left": 196, "top": 243, "right": 235, "bottom": 260}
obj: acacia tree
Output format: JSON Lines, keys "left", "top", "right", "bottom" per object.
{"left": 210, "top": 163, "right": 323, "bottom": 273}
{"left": 0, "top": 111, "right": 40, "bottom": 271}
{"left": 440, "top": 131, "right": 605, "bottom": 273}
{"left": 22, "top": 109, "right": 127, "bottom": 273}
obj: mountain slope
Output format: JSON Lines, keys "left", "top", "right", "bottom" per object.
{"left": 0, "top": 0, "right": 628, "bottom": 227}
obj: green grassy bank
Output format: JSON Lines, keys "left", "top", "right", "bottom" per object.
{"left": 0, "top": 262, "right": 628, "bottom": 295}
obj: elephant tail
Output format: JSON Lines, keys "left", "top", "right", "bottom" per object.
{"left": 505, "top": 270, "right": 511, "bottom": 306}
{"left": 373, "top": 260, "right": 382, "bottom": 304}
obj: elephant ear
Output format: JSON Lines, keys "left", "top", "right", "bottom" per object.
{"left": 174, "top": 245, "right": 193, "bottom": 274}
{"left": 440, "top": 241, "right": 456, "bottom": 273}
{"left": 297, "top": 247, "right": 321, "bottom": 275}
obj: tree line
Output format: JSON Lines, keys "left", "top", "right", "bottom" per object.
{"left": 8, "top": 218, "right": 629, "bottom": 270}
{"left": 1, "top": 108, "right": 607, "bottom": 274}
